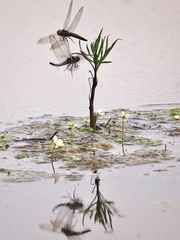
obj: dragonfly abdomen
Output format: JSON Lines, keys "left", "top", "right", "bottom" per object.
{"left": 57, "top": 29, "right": 87, "bottom": 41}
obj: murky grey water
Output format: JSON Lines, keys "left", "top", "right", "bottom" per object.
{"left": 0, "top": 0, "right": 180, "bottom": 126}
{"left": 0, "top": 1, "right": 180, "bottom": 239}
{"left": 0, "top": 163, "right": 180, "bottom": 240}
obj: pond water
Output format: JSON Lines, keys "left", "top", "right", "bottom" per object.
{"left": 0, "top": 163, "right": 180, "bottom": 240}
{"left": 0, "top": 0, "right": 180, "bottom": 127}
{"left": 0, "top": 1, "right": 180, "bottom": 239}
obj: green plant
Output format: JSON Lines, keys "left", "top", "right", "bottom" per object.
{"left": 80, "top": 29, "right": 120, "bottom": 130}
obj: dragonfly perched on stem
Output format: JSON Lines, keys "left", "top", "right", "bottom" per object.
{"left": 38, "top": 0, "right": 87, "bottom": 48}
{"left": 48, "top": 34, "right": 81, "bottom": 73}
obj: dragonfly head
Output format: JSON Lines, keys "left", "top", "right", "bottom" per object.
{"left": 57, "top": 29, "right": 62, "bottom": 35}
{"left": 71, "top": 56, "right": 81, "bottom": 63}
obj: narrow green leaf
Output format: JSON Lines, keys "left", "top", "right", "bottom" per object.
{"left": 102, "top": 38, "right": 120, "bottom": 61}
{"left": 101, "top": 35, "right": 109, "bottom": 59}
{"left": 94, "top": 28, "right": 103, "bottom": 52}
{"left": 97, "top": 38, "right": 105, "bottom": 59}
{"left": 86, "top": 44, "right": 92, "bottom": 56}
{"left": 90, "top": 42, "right": 95, "bottom": 55}
{"left": 81, "top": 52, "right": 93, "bottom": 63}
{"left": 105, "top": 35, "right": 110, "bottom": 52}
{"left": 101, "top": 61, "right": 112, "bottom": 64}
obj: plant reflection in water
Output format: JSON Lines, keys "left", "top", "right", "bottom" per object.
{"left": 39, "top": 191, "right": 91, "bottom": 239}
{"left": 83, "top": 174, "right": 119, "bottom": 231}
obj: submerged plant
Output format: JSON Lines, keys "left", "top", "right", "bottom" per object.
{"left": 80, "top": 29, "right": 120, "bottom": 130}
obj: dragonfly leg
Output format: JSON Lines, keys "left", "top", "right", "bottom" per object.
{"left": 68, "top": 36, "right": 74, "bottom": 44}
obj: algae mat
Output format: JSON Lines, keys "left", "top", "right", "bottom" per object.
{"left": 0, "top": 108, "right": 180, "bottom": 182}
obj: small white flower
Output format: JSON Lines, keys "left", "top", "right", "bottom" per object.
{"left": 120, "top": 111, "right": 129, "bottom": 119}
{"left": 96, "top": 109, "right": 105, "bottom": 117}
{"left": 68, "top": 122, "right": 78, "bottom": 129}
{"left": 53, "top": 135, "right": 64, "bottom": 148}
{"left": 174, "top": 115, "right": 180, "bottom": 120}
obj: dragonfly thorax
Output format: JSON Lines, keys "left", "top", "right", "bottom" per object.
{"left": 57, "top": 29, "right": 70, "bottom": 37}
{"left": 57, "top": 29, "right": 87, "bottom": 41}
{"left": 67, "top": 56, "right": 80, "bottom": 64}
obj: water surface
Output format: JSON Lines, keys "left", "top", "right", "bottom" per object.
{"left": 0, "top": 163, "right": 180, "bottom": 240}
{"left": 0, "top": 0, "right": 180, "bottom": 125}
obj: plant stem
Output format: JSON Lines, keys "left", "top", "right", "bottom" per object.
{"left": 51, "top": 160, "right": 56, "bottom": 173}
{"left": 121, "top": 119, "right": 125, "bottom": 155}
{"left": 89, "top": 67, "right": 98, "bottom": 130}
{"left": 51, "top": 145, "right": 56, "bottom": 173}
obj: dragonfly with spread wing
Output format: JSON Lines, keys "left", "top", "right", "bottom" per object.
{"left": 38, "top": 0, "right": 87, "bottom": 47}
{"left": 48, "top": 34, "right": 81, "bottom": 73}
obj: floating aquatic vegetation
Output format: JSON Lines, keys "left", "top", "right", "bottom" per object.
{"left": 130, "top": 135, "right": 162, "bottom": 146}
{"left": 170, "top": 108, "right": 180, "bottom": 117}
{"left": 1, "top": 108, "right": 179, "bottom": 174}
{"left": 1, "top": 169, "right": 52, "bottom": 183}
{"left": 15, "top": 152, "right": 30, "bottom": 159}
{"left": 0, "top": 133, "right": 11, "bottom": 150}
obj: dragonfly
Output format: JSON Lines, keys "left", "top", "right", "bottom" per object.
{"left": 48, "top": 34, "right": 81, "bottom": 73}
{"left": 38, "top": 0, "right": 87, "bottom": 48}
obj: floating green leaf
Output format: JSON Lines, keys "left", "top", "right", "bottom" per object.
{"left": 0, "top": 133, "right": 11, "bottom": 150}
{"left": 170, "top": 108, "right": 180, "bottom": 116}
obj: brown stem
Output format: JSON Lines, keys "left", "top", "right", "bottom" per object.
{"left": 89, "top": 68, "right": 98, "bottom": 130}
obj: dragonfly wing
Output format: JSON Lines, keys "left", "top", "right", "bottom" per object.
{"left": 39, "top": 223, "right": 53, "bottom": 232}
{"left": 38, "top": 33, "right": 59, "bottom": 45}
{"left": 63, "top": 0, "right": 73, "bottom": 30}
{"left": 49, "top": 34, "right": 69, "bottom": 61}
{"left": 67, "top": 6, "right": 83, "bottom": 32}
{"left": 37, "top": 35, "right": 51, "bottom": 44}
{"left": 50, "top": 35, "right": 65, "bottom": 51}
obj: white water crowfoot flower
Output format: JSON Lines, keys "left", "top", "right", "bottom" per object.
{"left": 84, "top": 118, "right": 90, "bottom": 127}
{"left": 96, "top": 109, "right": 105, "bottom": 118}
{"left": 68, "top": 121, "right": 78, "bottom": 129}
{"left": 174, "top": 115, "right": 180, "bottom": 120}
{"left": 120, "top": 111, "right": 129, "bottom": 120}
{"left": 53, "top": 135, "right": 64, "bottom": 148}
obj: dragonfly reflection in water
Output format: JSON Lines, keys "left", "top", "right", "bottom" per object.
{"left": 38, "top": 0, "right": 87, "bottom": 48}
{"left": 48, "top": 34, "right": 81, "bottom": 73}
{"left": 39, "top": 192, "right": 91, "bottom": 240}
